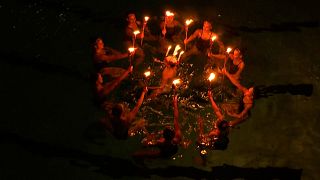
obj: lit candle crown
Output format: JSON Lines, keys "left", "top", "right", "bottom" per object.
{"left": 208, "top": 73, "right": 216, "bottom": 82}
{"left": 226, "top": 47, "right": 232, "bottom": 53}
{"left": 165, "top": 11, "right": 174, "bottom": 16}
{"left": 185, "top": 19, "right": 193, "bottom": 26}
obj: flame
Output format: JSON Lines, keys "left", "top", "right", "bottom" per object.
{"left": 185, "top": 19, "right": 193, "bottom": 26}
{"left": 200, "top": 149, "right": 207, "bottom": 155}
{"left": 128, "top": 47, "right": 135, "bottom": 53}
{"left": 172, "top": 79, "right": 181, "bottom": 86}
{"left": 144, "top": 71, "right": 151, "bottom": 77}
{"left": 173, "top": 45, "right": 181, "bottom": 56}
{"left": 165, "top": 11, "right": 174, "bottom": 16}
{"left": 211, "top": 35, "right": 217, "bottom": 41}
{"left": 133, "top": 30, "right": 140, "bottom": 35}
{"left": 165, "top": 45, "right": 172, "bottom": 56}
{"left": 144, "top": 16, "right": 149, "bottom": 21}
{"left": 177, "top": 51, "right": 185, "bottom": 61}
{"left": 226, "top": 47, "right": 232, "bottom": 53}
{"left": 208, "top": 73, "right": 215, "bottom": 82}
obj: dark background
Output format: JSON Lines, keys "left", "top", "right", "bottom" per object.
{"left": 0, "top": 0, "right": 319, "bottom": 179}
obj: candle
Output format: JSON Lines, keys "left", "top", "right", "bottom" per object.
{"left": 165, "top": 45, "right": 172, "bottom": 56}
{"left": 133, "top": 30, "right": 140, "bottom": 48}
{"left": 173, "top": 45, "right": 181, "bottom": 56}
{"left": 177, "top": 51, "right": 184, "bottom": 62}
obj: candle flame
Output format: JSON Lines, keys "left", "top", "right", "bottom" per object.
{"left": 165, "top": 45, "right": 172, "bottom": 56}
{"left": 177, "top": 51, "right": 185, "bottom": 61}
{"left": 173, "top": 45, "right": 181, "bottom": 56}
{"left": 208, "top": 73, "right": 215, "bottom": 82}
{"left": 200, "top": 149, "right": 207, "bottom": 155}
{"left": 128, "top": 47, "right": 135, "bottom": 53}
{"left": 226, "top": 47, "right": 232, "bottom": 53}
{"left": 144, "top": 71, "right": 151, "bottom": 77}
{"left": 172, "top": 79, "right": 181, "bottom": 86}
{"left": 133, "top": 30, "right": 140, "bottom": 35}
{"left": 144, "top": 16, "right": 150, "bottom": 21}
{"left": 211, "top": 35, "right": 217, "bottom": 41}
{"left": 165, "top": 11, "right": 174, "bottom": 16}
{"left": 185, "top": 19, "right": 193, "bottom": 26}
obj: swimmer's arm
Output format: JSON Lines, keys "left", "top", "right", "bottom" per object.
{"left": 208, "top": 91, "right": 224, "bottom": 121}
{"left": 103, "top": 66, "right": 132, "bottom": 95}
{"left": 224, "top": 70, "right": 247, "bottom": 93}
{"left": 96, "top": 53, "right": 128, "bottom": 63}
{"left": 185, "top": 29, "right": 200, "bottom": 43}
{"left": 173, "top": 95, "right": 181, "bottom": 141}
{"left": 128, "top": 87, "right": 148, "bottom": 121}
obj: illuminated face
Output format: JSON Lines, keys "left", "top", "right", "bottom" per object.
{"left": 203, "top": 21, "right": 212, "bottom": 31}
{"left": 165, "top": 16, "right": 174, "bottom": 23}
{"left": 127, "top": 14, "right": 136, "bottom": 23}
{"left": 233, "top": 49, "right": 241, "bottom": 57}
{"left": 95, "top": 39, "right": 104, "bottom": 49}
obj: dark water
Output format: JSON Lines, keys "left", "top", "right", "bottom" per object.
{"left": 1, "top": 0, "right": 319, "bottom": 179}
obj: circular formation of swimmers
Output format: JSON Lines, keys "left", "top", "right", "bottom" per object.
{"left": 91, "top": 10, "right": 254, "bottom": 160}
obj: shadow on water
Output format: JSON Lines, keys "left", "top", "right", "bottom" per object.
{"left": 254, "top": 84, "right": 313, "bottom": 99}
{"left": 222, "top": 21, "right": 320, "bottom": 36}
{"left": 1, "top": 132, "right": 302, "bottom": 179}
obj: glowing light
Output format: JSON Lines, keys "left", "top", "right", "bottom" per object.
{"left": 133, "top": 30, "right": 140, "bottom": 36}
{"left": 173, "top": 45, "right": 181, "bottom": 56}
{"left": 200, "top": 149, "right": 207, "bottom": 155}
{"left": 177, "top": 51, "right": 184, "bottom": 61}
{"left": 128, "top": 47, "right": 135, "bottom": 53}
{"left": 208, "top": 73, "right": 216, "bottom": 82}
{"left": 211, "top": 35, "right": 217, "bottom": 41}
{"left": 144, "top": 71, "right": 151, "bottom": 77}
{"left": 185, "top": 19, "right": 193, "bottom": 26}
{"left": 226, "top": 47, "right": 232, "bottom": 53}
{"left": 165, "top": 11, "right": 174, "bottom": 16}
{"left": 165, "top": 45, "right": 172, "bottom": 56}
{"left": 172, "top": 79, "right": 181, "bottom": 86}
{"left": 144, "top": 16, "right": 150, "bottom": 22}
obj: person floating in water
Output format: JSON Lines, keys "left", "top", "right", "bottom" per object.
{"left": 222, "top": 68, "right": 254, "bottom": 127}
{"left": 95, "top": 66, "right": 133, "bottom": 104}
{"left": 100, "top": 87, "right": 148, "bottom": 140}
{"left": 123, "top": 13, "right": 146, "bottom": 67}
{"left": 196, "top": 90, "right": 230, "bottom": 152}
{"left": 132, "top": 93, "right": 182, "bottom": 159}
{"left": 159, "top": 10, "right": 184, "bottom": 54}
{"left": 93, "top": 37, "right": 131, "bottom": 76}
{"left": 148, "top": 55, "right": 179, "bottom": 99}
